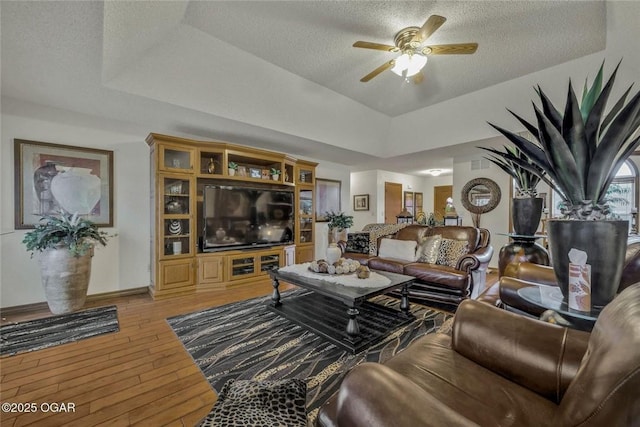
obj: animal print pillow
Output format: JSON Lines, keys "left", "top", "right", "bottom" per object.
{"left": 199, "top": 378, "right": 307, "bottom": 427}
{"left": 436, "top": 238, "right": 469, "bottom": 268}
{"left": 417, "top": 234, "right": 442, "bottom": 264}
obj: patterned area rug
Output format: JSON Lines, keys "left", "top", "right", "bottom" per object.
{"left": 1, "top": 305, "right": 119, "bottom": 356}
{"left": 167, "top": 290, "right": 450, "bottom": 425}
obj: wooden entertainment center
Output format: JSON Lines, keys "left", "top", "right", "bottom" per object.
{"left": 147, "top": 133, "right": 317, "bottom": 299}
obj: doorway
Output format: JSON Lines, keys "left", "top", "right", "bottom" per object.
{"left": 434, "top": 185, "right": 453, "bottom": 222}
{"left": 384, "top": 182, "right": 402, "bottom": 223}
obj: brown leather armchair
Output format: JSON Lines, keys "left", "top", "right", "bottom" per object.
{"left": 317, "top": 284, "right": 640, "bottom": 427}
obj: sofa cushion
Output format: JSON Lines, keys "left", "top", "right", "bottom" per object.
{"left": 429, "top": 226, "right": 479, "bottom": 251}
{"left": 437, "top": 238, "right": 469, "bottom": 267}
{"left": 404, "top": 263, "right": 469, "bottom": 290}
{"left": 378, "top": 238, "right": 417, "bottom": 262}
{"left": 416, "top": 234, "right": 442, "bottom": 264}
{"left": 368, "top": 257, "right": 410, "bottom": 274}
{"left": 394, "top": 225, "right": 429, "bottom": 243}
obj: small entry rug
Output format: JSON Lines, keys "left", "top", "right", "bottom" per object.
{"left": 1, "top": 305, "right": 119, "bottom": 356}
{"left": 167, "top": 290, "right": 450, "bottom": 425}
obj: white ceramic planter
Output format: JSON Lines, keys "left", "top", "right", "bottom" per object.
{"left": 39, "top": 246, "right": 93, "bottom": 314}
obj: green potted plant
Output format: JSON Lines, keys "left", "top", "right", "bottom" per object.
{"left": 325, "top": 210, "right": 354, "bottom": 243}
{"left": 228, "top": 161, "right": 238, "bottom": 176}
{"left": 270, "top": 168, "right": 281, "bottom": 181}
{"left": 489, "top": 61, "right": 640, "bottom": 307}
{"left": 479, "top": 145, "right": 546, "bottom": 235}
{"left": 23, "top": 212, "right": 110, "bottom": 314}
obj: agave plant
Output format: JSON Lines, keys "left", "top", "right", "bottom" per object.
{"left": 478, "top": 145, "right": 545, "bottom": 198}
{"left": 488, "top": 61, "right": 640, "bottom": 220}
{"left": 23, "top": 212, "right": 110, "bottom": 257}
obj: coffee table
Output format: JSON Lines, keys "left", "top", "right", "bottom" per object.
{"left": 267, "top": 267, "right": 415, "bottom": 353}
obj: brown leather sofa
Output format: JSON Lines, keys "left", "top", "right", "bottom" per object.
{"left": 480, "top": 236, "right": 640, "bottom": 315}
{"left": 317, "top": 283, "right": 640, "bottom": 427}
{"left": 344, "top": 225, "right": 493, "bottom": 308}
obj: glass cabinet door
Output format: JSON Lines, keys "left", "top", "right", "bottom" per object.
{"left": 298, "top": 167, "right": 314, "bottom": 184}
{"left": 228, "top": 254, "right": 256, "bottom": 280}
{"left": 162, "top": 176, "right": 192, "bottom": 257}
{"left": 160, "top": 146, "right": 195, "bottom": 172}
{"left": 260, "top": 253, "right": 280, "bottom": 272}
{"left": 298, "top": 188, "right": 314, "bottom": 245}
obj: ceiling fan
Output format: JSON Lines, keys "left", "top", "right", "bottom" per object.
{"left": 353, "top": 15, "right": 478, "bottom": 83}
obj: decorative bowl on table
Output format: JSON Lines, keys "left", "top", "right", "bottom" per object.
{"left": 309, "top": 258, "right": 370, "bottom": 278}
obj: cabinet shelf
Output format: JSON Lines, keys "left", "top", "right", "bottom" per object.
{"left": 165, "top": 234, "right": 190, "bottom": 239}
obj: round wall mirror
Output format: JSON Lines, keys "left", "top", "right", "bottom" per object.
{"left": 461, "top": 178, "right": 502, "bottom": 214}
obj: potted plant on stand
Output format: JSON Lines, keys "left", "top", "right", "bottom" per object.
{"left": 479, "top": 145, "right": 546, "bottom": 236}
{"left": 489, "top": 61, "right": 640, "bottom": 307}
{"left": 23, "top": 212, "right": 110, "bottom": 314}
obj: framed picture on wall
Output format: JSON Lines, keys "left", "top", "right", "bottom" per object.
{"left": 14, "top": 139, "right": 114, "bottom": 228}
{"left": 315, "top": 178, "right": 341, "bottom": 221}
{"left": 354, "top": 194, "right": 369, "bottom": 211}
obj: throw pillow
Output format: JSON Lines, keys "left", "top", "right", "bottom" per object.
{"left": 436, "top": 238, "right": 469, "bottom": 268}
{"left": 345, "top": 232, "right": 370, "bottom": 254}
{"left": 417, "top": 234, "right": 442, "bottom": 264}
{"left": 199, "top": 378, "right": 307, "bottom": 427}
{"left": 378, "top": 238, "right": 418, "bottom": 262}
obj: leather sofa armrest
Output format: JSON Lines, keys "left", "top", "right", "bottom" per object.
{"left": 335, "top": 363, "right": 479, "bottom": 427}
{"left": 452, "top": 299, "right": 590, "bottom": 403}
{"left": 499, "top": 276, "right": 548, "bottom": 316}
{"left": 504, "top": 262, "right": 558, "bottom": 286}
{"left": 456, "top": 245, "right": 493, "bottom": 272}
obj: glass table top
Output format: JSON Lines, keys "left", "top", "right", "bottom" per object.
{"left": 517, "top": 285, "right": 602, "bottom": 321}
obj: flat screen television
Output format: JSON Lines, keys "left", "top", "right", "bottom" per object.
{"left": 202, "top": 185, "right": 294, "bottom": 252}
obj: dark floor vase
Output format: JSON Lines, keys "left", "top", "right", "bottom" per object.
{"left": 512, "top": 198, "right": 544, "bottom": 236}
{"left": 547, "top": 220, "right": 628, "bottom": 308}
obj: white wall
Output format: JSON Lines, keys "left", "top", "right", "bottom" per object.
{"left": 0, "top": 105, "right": 347, "bottom": 308}
{"left": 314, "top": 161, "right": 351, "bottom": 257}
{"left": 350, "top": 170, "right": 378, "bottom": 231}
{"left": 0, "top": 109, "right": 151, "bottom": 308}
{"left": 452, "top": 148, "right": 511, "bottom": 269}
{"left": 349, "top": 170, "right": 455, "bottom": 231}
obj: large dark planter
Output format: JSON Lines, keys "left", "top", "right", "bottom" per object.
{"left": 547, "top": 220, "right": 628, "bottom": 308}
{"left": 511, "top": 197, "right": 544, "bottom": 236}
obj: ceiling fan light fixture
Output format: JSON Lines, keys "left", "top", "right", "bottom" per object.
{"left": 391, "top": 52, "right": 427, "bottom": 77}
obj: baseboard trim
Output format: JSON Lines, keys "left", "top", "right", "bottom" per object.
{"left": 0, "top": 287, "right": 149, "bottom": 317}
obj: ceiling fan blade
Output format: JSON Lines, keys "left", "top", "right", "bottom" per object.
{"left": 412, "top": 72, "right": 424, "bottom": 85}
{"left": 412, "top": 15, "right": 446, "bottom": 44}
{"left": 360, "top": 60, "right": 395, "bottom": 82}
{"left": 426, "top": 43, "right": 478, "bottom": 55}
{"left": 353, "top": 41, "right": 398, "bottom": 52}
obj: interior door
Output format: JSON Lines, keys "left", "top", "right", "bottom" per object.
{"left": 384, "top": 182, "right": 403, "bottom": 223}
{"left": 434, "top": 185, "right": 453, "bottom": 222}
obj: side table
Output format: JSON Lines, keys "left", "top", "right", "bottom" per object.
{"left": 517, "top": 285, "right": 601, "bottom": 331}
{"left": 498, "top": 233, "right": 549, "bottom": 277}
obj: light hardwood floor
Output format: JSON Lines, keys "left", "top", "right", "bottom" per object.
{"left": 0, "top": 280, "right": 294, "bottom": 427}
{"left": 0, "top": 272, "right": 497, "bottom": 427}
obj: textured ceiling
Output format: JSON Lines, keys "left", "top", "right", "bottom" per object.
{"left": 181, "top": 1, "right": 606, "bottom": 116}
{"left": 2, "top": 1, "right": 638, "bottom": 176}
